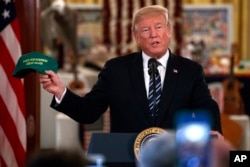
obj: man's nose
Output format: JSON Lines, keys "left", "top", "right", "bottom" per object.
{"left": 150, "top": 28, "right": 158, "bottom": 37}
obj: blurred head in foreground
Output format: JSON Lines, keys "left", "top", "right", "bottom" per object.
{"left": 26, "top": 149, "right": 90, "bottom": 167}
{"left": 137, "top": 132, "right": 177, "bottom": 167}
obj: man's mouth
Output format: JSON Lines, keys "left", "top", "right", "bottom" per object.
{"left": 151, "top": 41, "right": 160, "bottom": 47}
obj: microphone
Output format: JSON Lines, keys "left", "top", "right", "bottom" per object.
{"left": 148, "top": 58, "right": 158, "bottom": 76}
{"left": 148, "top": 58, "right": 158, "bottom": 94}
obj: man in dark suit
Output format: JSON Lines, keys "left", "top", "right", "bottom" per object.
{"left": 40, "top": 5, "right": 222, "bottom": 134}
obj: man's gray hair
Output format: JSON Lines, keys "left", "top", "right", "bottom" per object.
{"left": 132, "top": 5, "right": 170, "bottom": 33}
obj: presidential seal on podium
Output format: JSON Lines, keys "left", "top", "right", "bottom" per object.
{"left": 134, "top": 127, "right": 167, "bottom": 160}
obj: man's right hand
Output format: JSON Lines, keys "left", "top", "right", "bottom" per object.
{"left": 40, "top": 70, "right": 66, "bottom": 100}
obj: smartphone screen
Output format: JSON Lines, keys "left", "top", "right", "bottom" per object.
{"left": 175, "top": 110, "right": 213, "bottom": 167}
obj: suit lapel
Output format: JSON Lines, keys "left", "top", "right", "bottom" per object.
{"left": 157, "top": 52, "right": 179, "bottom": 125}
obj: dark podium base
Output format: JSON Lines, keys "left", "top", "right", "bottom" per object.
{"left": 87, "top": 133, "right": 138, "bottom": 167}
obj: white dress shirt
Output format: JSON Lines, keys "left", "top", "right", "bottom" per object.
{"left": 142, "top": 50, "right": 169, "bottom": 97}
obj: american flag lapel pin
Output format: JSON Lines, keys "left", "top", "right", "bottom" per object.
{"left": 173, "top": 69, "right": 178, "bottom": 73}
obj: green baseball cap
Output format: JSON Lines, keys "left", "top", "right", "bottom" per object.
{"left": 13, "top": 52, "right": 58, "bottom": 78}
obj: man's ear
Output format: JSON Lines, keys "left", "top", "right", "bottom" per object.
{"left": 133, "top": 32, "right": 140, "bottom": 46}
{"left": 167, "top": 25, "right": 173, "bottom": 38}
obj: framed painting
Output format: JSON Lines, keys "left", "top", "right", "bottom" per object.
{"left": 67, "top": 4, "right": 103, "bottom": 51}
{"left": 181, "top": 4, "right": 233, "bottom": 74}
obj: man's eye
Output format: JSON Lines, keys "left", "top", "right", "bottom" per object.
{"left": 156, "top": 26, "right": 162, "bottom": 29}
{"left": 142, "top": 28, "right": 149, "bottom": 32}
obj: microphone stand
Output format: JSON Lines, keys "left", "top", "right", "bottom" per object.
{"left": 149, "top": 59, "right": 157, "bottom": 126}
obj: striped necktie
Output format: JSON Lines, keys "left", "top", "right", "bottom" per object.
{"left": 148, "top": 58, "right": 162, "bottom": 121}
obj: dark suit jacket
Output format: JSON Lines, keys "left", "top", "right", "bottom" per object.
{"left": 51, "top": 51, "right": 222, "bottom": 133}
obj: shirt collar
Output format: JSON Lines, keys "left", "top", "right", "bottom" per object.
{"left": 142, "top": 50, "right": 169, "bottom": 69}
